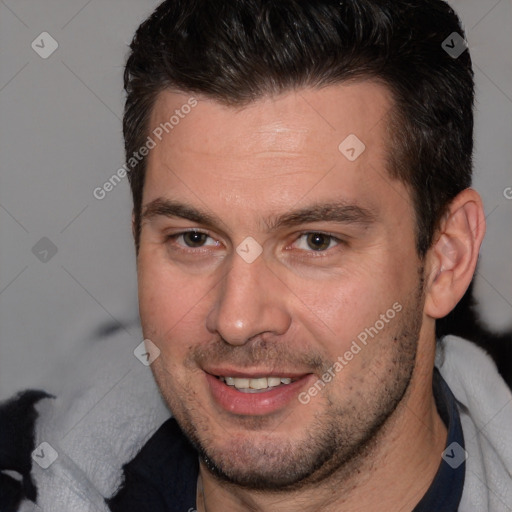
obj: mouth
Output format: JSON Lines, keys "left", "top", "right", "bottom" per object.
{"left": 216, "top": 375, "right": 299, "bottom": 393}
{"left": 205, "top": 370, "right": 315, "bottom": 415}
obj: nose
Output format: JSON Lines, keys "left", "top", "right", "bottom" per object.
{"left": 205, "top": 251, "right": 291, "bottom": 346}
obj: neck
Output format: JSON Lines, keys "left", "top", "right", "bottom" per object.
{"left": 198, "top": 344, "right": 447, "bottom": 512}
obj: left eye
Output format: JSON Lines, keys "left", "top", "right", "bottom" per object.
{"left": 294, "top": 233, "right": 340, "bottom": 252}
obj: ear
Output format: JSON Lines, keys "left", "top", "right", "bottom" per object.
{"left": 424, "top": 188, "right": 486, "bottom": 319}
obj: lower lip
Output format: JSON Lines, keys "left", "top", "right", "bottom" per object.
{"left": 205, "top": 373, "right": 314, "bottom": 416}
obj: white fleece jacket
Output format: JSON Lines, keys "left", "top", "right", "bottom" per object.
{"left": 18, "top": 333, "right": 512, "bottom": 511}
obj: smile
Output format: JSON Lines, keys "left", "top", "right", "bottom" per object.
{"left": 206, "top": 372, "right": 315, "bottom": 415}
{"left": 217, "top": 375, "right": 298, "bottom": 393}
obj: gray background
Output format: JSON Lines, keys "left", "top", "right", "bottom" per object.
{"left": 0, "top": 0, "right": 511, "bottom": 400}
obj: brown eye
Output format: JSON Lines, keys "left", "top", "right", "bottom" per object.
{"left": 305, "top": 233, "right": 332, "bottom": 251}
{"left": 182, "top": 231, "right": 208, "bottom": 247}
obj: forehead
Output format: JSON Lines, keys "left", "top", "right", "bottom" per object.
{"left": 148, "top": 81, "right": 393, "bottom": 164}
{"left": 142, "top": 82, "right": 410, "bottom": 229}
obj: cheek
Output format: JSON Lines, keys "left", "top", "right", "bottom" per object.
{"left": 137, "top": 253, "right": 212, "bottom": 347}
{"left": 286, "top": 261, "right": 374, "bottom": 322}
{"left": 285, "top": 259, "right": 409, "bottom": 359}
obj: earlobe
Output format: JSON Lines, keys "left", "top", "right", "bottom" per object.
{"left": 424, "top": 189, "right": 486, "bottom": 319}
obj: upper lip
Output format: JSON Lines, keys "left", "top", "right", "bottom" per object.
{"left": 204, "top": 368, "right": 311, "bottom": 379}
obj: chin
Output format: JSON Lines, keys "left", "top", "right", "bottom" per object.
{"left": 199, "top": 436, "right": 329, "bottom": 490}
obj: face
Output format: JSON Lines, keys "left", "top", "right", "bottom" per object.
{"left": 136, "top": 82, "right": 427, "bottom": 490}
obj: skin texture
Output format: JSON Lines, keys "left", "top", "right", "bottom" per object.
{"left": 135, "top": 82, "right": 486, "bottom": 511}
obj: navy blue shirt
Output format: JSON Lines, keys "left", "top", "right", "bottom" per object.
{"left": 413, "top": 368, "right": 466, "bottom": 511}
{"left": 106, "top": 369, "right": 465, "bottom": 511}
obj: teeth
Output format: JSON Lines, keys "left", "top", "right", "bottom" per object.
{"left": 249, "top": 377, "right": 268, "bottom": 389}
{"left": 233, "top": 378, "right": 250, "bottom": 389}
{"left": 219, "top": 375, "right": 296, "bottom": 391}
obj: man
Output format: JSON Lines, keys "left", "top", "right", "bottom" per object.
{"left": 1, "top": 1, "right": 511, "bottom": 511}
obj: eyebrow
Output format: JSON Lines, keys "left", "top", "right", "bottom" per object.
{"left": 141, "top": 197, "right": 377, "bottom": 232}
{"left": 141, "top": 198, "right": 218, "bottom": 228}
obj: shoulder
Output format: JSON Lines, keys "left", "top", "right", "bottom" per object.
{"left": 1, "top": 327, "right": 171, "bottom": 511}
{"left": 436, "top": 334, "right": 512, "bottom": 407}
{"left": 436, "top": 335, "right": 512, "bottom": 510}
{"left": 0, "top": 389, "right": 53, "bottom": 510}
{"left": 106, "top": 418, "right": 199, "bottom": 512}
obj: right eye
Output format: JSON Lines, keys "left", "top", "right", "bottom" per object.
{"left": 165, "top": 230, "right": 221, "bottom": 251}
